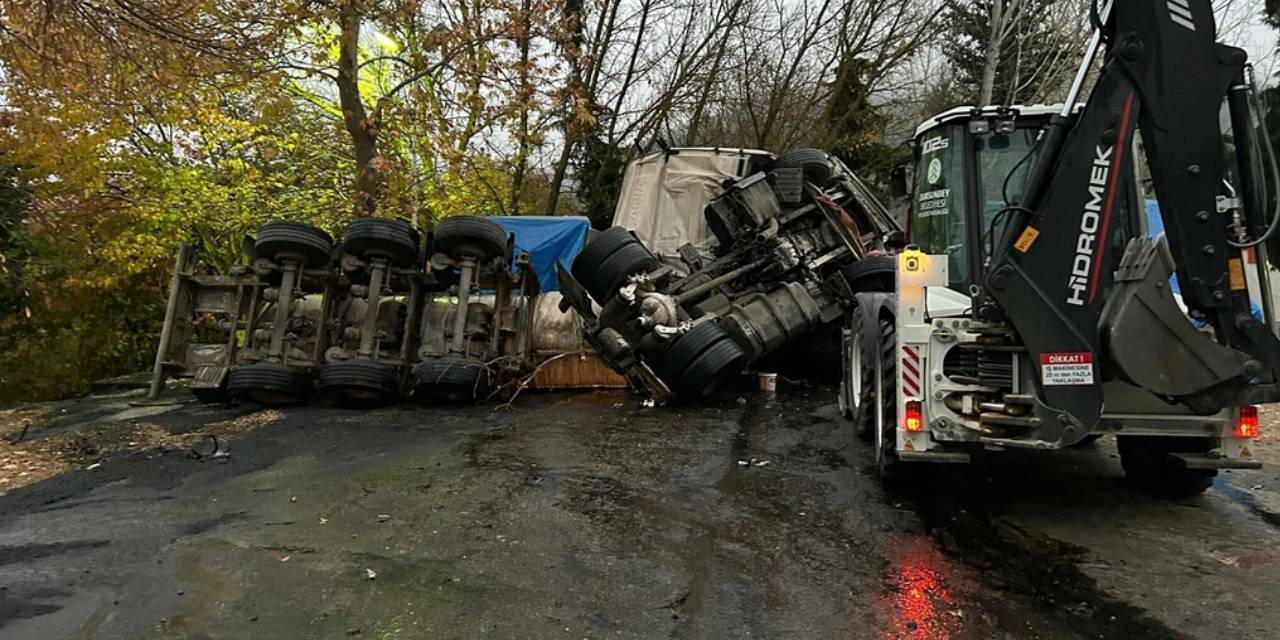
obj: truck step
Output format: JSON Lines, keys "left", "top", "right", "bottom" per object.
{"left": 898, "top": 450, "right": 971, "bottom": 464}
{"left": 1166, "top": 452, "right": 1262, "bottom": 470}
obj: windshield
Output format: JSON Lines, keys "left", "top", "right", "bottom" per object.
{"left": 909, "top": 123, "right": 1041, "bottom": 291}
{"left": 975, "top": 127, "right": 1039, "bottom": 249}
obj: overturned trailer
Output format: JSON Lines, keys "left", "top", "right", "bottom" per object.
{"left": 558, "top": 147, "right": 903, "bottom": 402}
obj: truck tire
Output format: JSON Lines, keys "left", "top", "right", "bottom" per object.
{"left": 586, "top": 242, "right": 658, "bottom": 303}
{"left": 841, "top": 255, "right": 896, "bottom": 293}
{"left": 673, "top": 338, "right": 746, "bottom": 399}
{"left": 772, "top": 149, "right": 836, "bottom": 187}
{"left": 227, "top": 363, "right": 313, "bottom": 406}
{"left": 319, "top": 360, "right": 402, "bottom": 406}
{"left": 653, "top": 321, "right": 728, "bottom": 384}
{"left": 255, "top": 221, "right": 334, "bottom": 268}
{"left": 651, "top": 321, "right": 746, "bottom": 400}
{"left": 412, "top": 357, "right": 492, "bottom": 404}
{"left": 571, "top": 227, "right": 658, "bottom": 303}
{"left": 343, "top": 218, "right": 421, "bottom": 268}
{"left": 572, "top": 227, "right": 633, "bottom": 280}
{"left": 1117, "top": 435, "right": 1217, "bottom": 496}
{"left": 433, "top": 216, "right": 508, "bottom": 262}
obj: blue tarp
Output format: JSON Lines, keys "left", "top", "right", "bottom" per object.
{"left": 1144, "top": 199, "right": 1182, "bottom": 296}
{"left": 490, "top": 216, "right": 591, "bottom": 292}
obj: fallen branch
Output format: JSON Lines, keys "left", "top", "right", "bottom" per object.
{"left": 494, "top": 351, "right": 592, "bottom": 410}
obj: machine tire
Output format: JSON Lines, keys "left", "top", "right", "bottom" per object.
{"left": 412, "top": 357, "right": 492, "bottom": 404}
{"left": 772, "top": 148, "right": 835, "bottom": 187}
{"left": 255, "top": 221, "right": 334, "bottom": 268}
{"left": 838, "top": 323, "right": 855, "bottom": 420}
{"left": 227, "top": 363, "right": 313, "bottom": 406}
{"left": 433, "top": 216, "right": 508, "bottom": 262}
{"left": 653, "top": 321, "right": 733, "bottom": 386}
{"left": 672, "top": 338, "right": 746, "bottom": 399}
{"left": 841, "top": 255, "right": 896, "bottom": 293}
{"left": 343, "top": 217, "right": 421, "bottom": 268}
{"left": 1117, "top": 435, "right": 1217, "bottom": 496}
{"left": 584, "top": 241, "right": 658, "bottom": 303}
{"left": 870, "top": 314, "right": 899, "bottom": 477}
{"left": 845, "top": 318, "right": 876, "bottom": 441}
{"left": 319, "top": 360, "right": 402, "bottom": 406}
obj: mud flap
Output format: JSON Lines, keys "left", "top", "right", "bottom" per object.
{"left": 556, "top": 262, "right": 599, "bottom": 322}
{"left": 1099, "top": 237, "right": 1253, "bottom": 412}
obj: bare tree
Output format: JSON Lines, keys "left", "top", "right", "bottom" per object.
{"left": 976, "top": 0, "right": 1025, "bottom": 106}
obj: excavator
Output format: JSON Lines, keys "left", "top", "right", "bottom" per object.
{"left": 841, "top": 0, "right": 1280, "bottom": 494}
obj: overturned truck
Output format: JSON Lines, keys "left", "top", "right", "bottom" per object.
{"left": 149, "top": 215, "right": 540, "bottom": 407}
{"left": 558, "top": 147, "right": 903, "bottom": 401}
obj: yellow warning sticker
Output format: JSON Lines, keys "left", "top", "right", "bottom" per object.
{"left": 1241, "top": 446, "right": 1253, "bottom": 460}
{"left": 1014, "top": 226, "right": 1040, "bottom": 252}
{"left": 1228, "top": 258, "right": 1246, "bottom": 291}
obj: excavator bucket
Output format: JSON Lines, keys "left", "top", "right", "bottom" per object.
{"left": 1100, "top": 236, "right": 1254, "bottom": 411}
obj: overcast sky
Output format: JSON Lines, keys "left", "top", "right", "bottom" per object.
{"left": 1232, "top": 9, "right": 1277, "bottom": 79}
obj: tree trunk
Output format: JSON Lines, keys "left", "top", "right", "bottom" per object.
{"left": 979, "top": 0, "right": 1009, "bottom": 107}
{"left": 545, "top": 126, "right": 575, "bottom": 215}
{"left": 336, "top": 0, "right": 381, "bottom": 218}
{"left": 509, "top": 0, "right": 533, "bottom": 214}
{"left": 545, "top": 0, "right": 587, "bottom": 215}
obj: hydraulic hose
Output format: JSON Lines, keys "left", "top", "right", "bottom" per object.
{"left": 1229, "top": 66, "right": 1280, "bottom": 249}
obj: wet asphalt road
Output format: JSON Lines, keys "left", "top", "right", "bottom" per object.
{"left": 2, "top": 387, "right": 1279, "bottom": 639}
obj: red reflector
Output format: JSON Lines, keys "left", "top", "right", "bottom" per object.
{"left": 904, "top": 400, "right": 923, "bottom": 432}
{"left": 1236, "top": 405, "right": 1260, "bottom": 439}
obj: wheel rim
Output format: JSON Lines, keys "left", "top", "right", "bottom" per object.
{"left": 848, "top": 323, "right": 863, "bottom": 414}
{"left": 873, "top": 336, "right": 886, "bottom": 468}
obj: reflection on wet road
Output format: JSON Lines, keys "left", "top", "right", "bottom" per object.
{"left": 881, "top": 535, "right": 966, "bottom": 640}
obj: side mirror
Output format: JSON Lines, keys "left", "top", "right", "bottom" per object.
{"left": 884, "top": 230, "right": 906, "bottom": 250}
{"left": 890, "top": 166, "right": 910, "bottom": 200}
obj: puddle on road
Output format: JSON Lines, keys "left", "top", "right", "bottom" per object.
{"left": 1212, "top": 476, "right": 1280, "bottom": 530}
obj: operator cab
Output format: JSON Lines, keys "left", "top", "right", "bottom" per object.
{"left": 903, "top": 105, "right": 1138, "bottom": 299}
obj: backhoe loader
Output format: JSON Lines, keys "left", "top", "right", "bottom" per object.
{"left": 842, "top": 0, "right": 1280, "bottom": 494}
